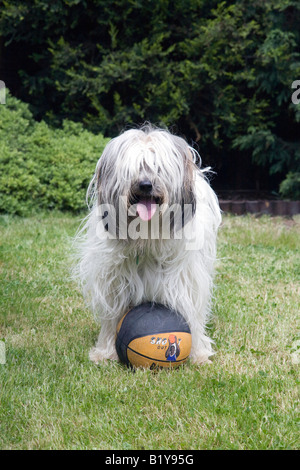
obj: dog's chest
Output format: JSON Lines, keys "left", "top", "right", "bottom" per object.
{"left": 127, "top": 253, "right": 165, "bottom": 302}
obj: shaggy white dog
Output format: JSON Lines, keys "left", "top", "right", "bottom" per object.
{"left": 74, "top": 125, "right": 221, "bottom": 364}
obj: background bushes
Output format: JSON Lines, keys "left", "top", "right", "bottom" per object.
{"left": 0, "top": 0, "right": 300, "bottom": 198}
{"left": 0, "top": 92, "right": 108, "bottom": 215}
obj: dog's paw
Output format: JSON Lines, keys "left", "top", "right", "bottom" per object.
{"left": 189, "top": 353, "right": 213, "bottom": 365}
{"left": 89, "top": 347, "right": 119, "bottom": 364}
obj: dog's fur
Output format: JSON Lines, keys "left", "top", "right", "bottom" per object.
{"left": 74, "top": 125, "right": 221, "bottom": 364}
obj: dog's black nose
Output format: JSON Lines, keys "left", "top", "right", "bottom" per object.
{"left": 139, "top": 180, "right": 153, "bottom": 193}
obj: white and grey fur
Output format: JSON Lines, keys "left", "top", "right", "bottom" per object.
{"left": 73, "top": 124, "right": 221, "bottom": 364}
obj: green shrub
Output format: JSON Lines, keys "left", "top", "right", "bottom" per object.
{"left": 0, "top": 92, "right": 109, "bottom": 215}
{"left": 279, "top": 172, "right": 300, "bottom": 200}
{"left": 1, "top": 1, "right": 300, "bottom": 194}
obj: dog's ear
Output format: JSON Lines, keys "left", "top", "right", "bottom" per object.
{"left": 96, "top": 166, "right": 102, "bottom": 205}
{"left": 181, "top": 185, "right": 196, "bottom": 227}
{"left": 93, "top": 165, "right": 110, "bottom": 232}
{"left": 168, "top": 155, "right": 196, "bottom": 234}
{"left": 180, "top": 153, "right": 197, "bottom": 227}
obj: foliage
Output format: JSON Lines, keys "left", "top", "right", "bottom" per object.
{"left": 0, "top": 92, "right": 108, "bottom": 215}
{"left": 279, "top": 172, "right": 300, "bottom": 199}
{"left": 0, "top": 0, "right": 300, "bottom": 195}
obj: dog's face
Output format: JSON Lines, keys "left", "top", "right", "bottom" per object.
{"left": 91, "top": 127, "right": 201, "bottom": 239}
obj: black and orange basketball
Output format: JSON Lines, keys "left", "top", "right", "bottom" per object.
{"left": 115, "top": 302, "right": 192, "bottom": 369}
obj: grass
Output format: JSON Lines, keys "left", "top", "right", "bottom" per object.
{"left": 0, "top": 212, "right": 299, "bottom": 450}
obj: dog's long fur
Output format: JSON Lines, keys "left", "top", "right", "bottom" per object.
{"left": 74, "top": 124, "right": 221, "bottom": 364}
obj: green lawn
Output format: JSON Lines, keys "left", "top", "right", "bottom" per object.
{"left": 0, "top": 213, "right": 299, "bottom": 450}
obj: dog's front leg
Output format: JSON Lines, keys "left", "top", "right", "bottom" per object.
{"left": 89, "top": 318, "right": 120, "bottom": 363}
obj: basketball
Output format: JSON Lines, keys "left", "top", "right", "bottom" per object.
{"left": 115, "top": 302, "right": 192, "bottom": 369}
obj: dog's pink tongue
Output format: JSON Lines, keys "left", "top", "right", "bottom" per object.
{"left": 137, "top": 199, "right": 157, "bottom": 221}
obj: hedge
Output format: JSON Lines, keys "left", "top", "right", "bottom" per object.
{"left": 1, "top": 0, "right": 300, "bottom": 197}
{"left": 0, "top": 92, "right": 109, "bottom": 215}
